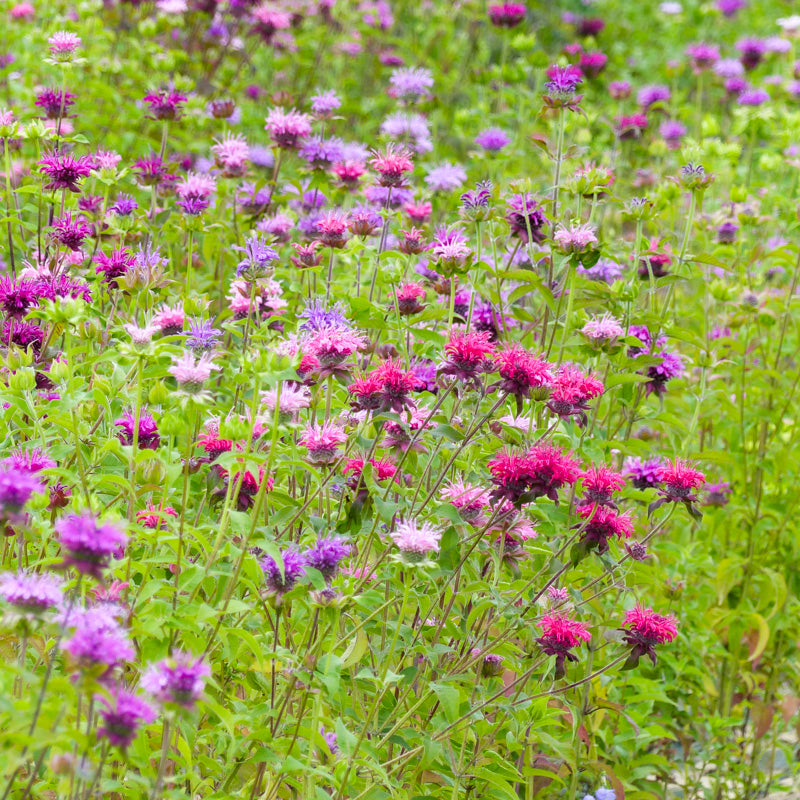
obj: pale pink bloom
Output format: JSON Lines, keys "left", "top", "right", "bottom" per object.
{"left": 124, "top": 324, "right": 158, "bottom": 345}
{"left": 260, "top": 383, "right": 311, "bottom": 414}
{"left": 176, "top": 172, "right": 216, "bottom": 200}
{"left": 212, "top": 133, "right": 250, "bottom": 177}
{"left": 299, "top": 422, "right": 348, "bottom": 464}
{"left": 94, "top": 150, "right": 122, "bottom": 171}
{"left": 48, "top": 31, "right": 81, "bottom": 60}
{"left": 553, "top": 223, "right": 598, "bottom": 254}
{"left": 169, "top": 352, "right": 219, "bottom": 391}
{"left": 390, "top": 519, "right": 442, "bottom": 556}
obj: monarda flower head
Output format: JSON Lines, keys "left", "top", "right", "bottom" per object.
{"left": 573, "top": 504, "right": 634, "bottom": 560}
{"left": 97, "top": 689, "right": 156, "bottom": 750}
{"left": 234, "top": 235, "right": 278, "bottom": 280}
{"left": 543, "top": 64, "right": 583, "bottom": 111}
{"left": 440, "top": 480, "right": 489, "bottom": 523}
{"left": 261, "top": 548, "right": 306, "bottom": 595}
{"left": 580, "top": 466, "right": 625, "bottom": 507}
{"left": 34, "top": 88, "right": 76, "bottom": 119}
{"left": 546, "top": 364, "right": 604, "bottom": 426}
{"left": 141, "top": 652, "right": 210, "bottom": 710}
{"left": 0, "top": 571, "right": 62, "bottom": 614}
{"left": 686, "top": 42, "right": 720, "bottom": 71}
{"left": 581, "top": 313, "right": 623, "bottom": 347}
{"left": 212, "top": 133, "right": 249, "bottom": 177}
{"left": 61, "top": 607, "right": 134, "bottom": 673}
{"left": 439, "top": 329, "right": 497, "bottom": 390}
{"left": 620, "top": 605, "right": 678, "bottom": 668}
{"left": 169, "top": 352, "right": 218, "bottom": 393}
{"left": 553, "top": 223, "right": 599, "bottom": 262}
{"left": 388, "top": 67, "right": 434, "bottom": 101}
{"left": 132, "top": 154, "right": 176, "bottom": 187}
{"left": 305, "top": 537, "right": 350, "bottom": 582}
{"left": 114, "top": 410, "right": 160, "bottom": 450}
{"left": 651, "top": 459, "right": 705, "bottom": 518}
{"left": 38, "top": 152, "right": 94, "bottom": 193}
{"left": 490, "top": 344, "right": 554, "bottom": 413}
{"left": 55, "top": 511, "right": 128, "bottom": 580}
{"left": 489, "top": 2, "right": 526, "bottom": 27}
{"left": 460, "top": 179, "right": 494, "bottom": 222}
{"left": 47, "top": 31, "right": 81, "bottom": 61}
{"left": 264, "top": 107, "right": 312, "bottom": 149}
{"left": 0, "top": 466, "right": 44, "bottom": 521}
{"left": 536, "top": 613, "right": 590, "bottom": 678}
{"left": 390, "top": 519, "right": 442, "bottom": 563}
{"left": 505, "top": 193, "right": 548, "bottom": 243}
{"left": 369, "top": 144, "right": 414, "bottom": 188}
{"left": 299, "top": 422, "right": 347, "bottom": 464}
{"left": 392, "top": 282, "right": 426, "bottom": 315}
{"left": 622, "top": 456, "right": 664, "bottom": 490}
{"left": 343, "top": 457, "right": 398, "bottom": 488}
{"left": 316, "top": 210, "right": 350, "bottom": 248}
{"left": 143, "top": 89, "right": 187, "bottom": 121}
{"left": 488, "top": 446, "right": 582, "bottom": 506}
{"left": 95, "top": 247, "right": 135, "bottom": 288}
{"left": 348, "top": 360, "right": 417, "bottom": 413}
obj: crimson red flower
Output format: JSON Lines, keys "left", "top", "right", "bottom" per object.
{"left": 621, "top": 605, "right": 678, "bottom": 668}
{"left": 536, "top": 613, "right": 590, "bottom": 678}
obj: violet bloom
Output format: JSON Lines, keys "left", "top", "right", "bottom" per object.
{"left": 310, "top": 90, "right": 341, "bottom": 117}
{"left": 34, "top": 88, "right": 76, "bottom": 119}
{"left": 660, "top": 120, "right": 686, "bottom": 150}
{"left": 737, "top": 38, "right": 766, "bottom": 71}
{"left": 737, "top": 89, "right": 769, "bottom": 106}
{"left": 686, "top": 42, "right": 720, "bottom": 71}
{"left": 388, "top": 67, "right": 434, "bottom": 101}
{"left": 505, "top": 193, "right": 548, "bottom": 243}
{"left": 305, "top": 537, "right": 350, "bottom": 582}
{"left": 0, "top": 571, "right": 62, "bottom": 612}
{"left": 114, "top": 410, "right": 160, "bottom": 450}
{"left": 425, "top": 163, "right": 467, "bottom": 192}
{"left": 543, "top": 64, "right": 583, "bottom": 111}
{"left": 234, "top": 236, "right": 278, "bottom": 279}
{"left": 577, "top": 258, "right": 622, "bottom": 283}
{"left": 300, "top": 135, "right": 344, "bottom": 170}
{"left": 55, "top": 511, "right": 128, "bottom": 579}
{"left": 622, "top": 456, "right": 664, "bottom": 490}
{"left": 475, "top": 128, "right": 510, "bottom": 152}
{"left": 184, "top": 318, "right": 222, "bottom": 353}
{"left": 141, "top": 652, "right": 210, "bottom": 710}
{"left": 98, "top": 689, "right": 156, "bottom": 750}
{"left": 488, "top": 3, "right": 526, "bottom": 28}
{"left": 261, "top": 548, "right": 306, "bottom": 594}
{"left": 62, "top": 607, "right": 134, "bottom": 671}
{"left": 637, "top": 85, "right": 670, "bottom": 109}
{"left": 0, "top": 467, "right": 44, "bottom": 519}
{"left": 109, "top": 194, "right": 139, "bottom": 216}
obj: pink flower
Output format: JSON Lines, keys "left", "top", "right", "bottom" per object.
{"left": 536, "top": 613, "right": 590, "bottom": 677}
{"left": 390, "top": 519, "right": 442, "bottom": 559}
{"left": 343, "top": 456, "right": 398, "bottom": 485}
{"left": 136, "top": 502, "right": 178, "bottom": 530}
{"left": 581, "top": 313, "right": 623, "bottom": 344}
{"left": 392, "top": 282, "right": 426, "bottom": 315}
{"left": 576, "top": 504, "right": 634, "bottom": 554}
{"left": 440, "top": 329, "right": 496, "bottom": 389}
{"left": 553, "top": 223, "right": 598, "bottom": 254}
{"left": 580, "top": 466, "right": 625, "bottom": 507}
{"left": 621, "top": 605, "right": 678, "bottom": 667}
{"left": 488, "top": 446, "right": 582, "bottom": 506}
{"left": 316, "top": 210, "right": 350, "bottom": 248}
{"left": 48, "top": 31, "right": 81, "bottom": 61}
{"left": 264, "top": 107, "right": 312, "bottom": 149}
{"left": 299, "top": 423, "right": 347, "bottom": 464}
{"left": 440, "top": 479, "right": 489, "bottom": 522}
{"left": 212, "top": 133, "right": 250, "bottom": 177}
{"left": 169, "top": 352, "right": 218, "bottom": 392}
{"left": 547, "top": 364, "right": 604, "bottom": 425}
{"left": 369, "top": 144, "right": 414, "bottom": 187}
{"left": 491, "top": 344, "right": 553, "bottom": 411}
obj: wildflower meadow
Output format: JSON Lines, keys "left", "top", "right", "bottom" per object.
{"left": 1, "top": 0, "right": 799, "bottom": 798}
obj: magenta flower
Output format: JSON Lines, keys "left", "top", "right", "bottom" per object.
{"left": 0, "top": 466, "right": 44, "bottom": 519}
{"left": 536, "top": 613, "right": 590, "bottom": 678}
{"left": 114, "top": 410, "right": 160, "bottom": 450}
{"left": 621, "top": 606, "right": 678, "bottom": 668}
{"left": 141, "top": 652, "right": 210, "bottom": 710}
{"left": 264, "top": 107, "right": 312, "bottom": 149}
{"left": 440, "top": 329, "right": 496, "bottom": 390}
{"left": 575, "top": 504, "right": 634, "bottom": 556}
{"left": 490, "top": 343, "right": 553, "bottom": 411}
{"left": 546, "top": 364, "right": 604, "bottom": 426}
{"left": 98, "top": 688, "right": 156, "bottom": 749}
{"left": 652, "top": 459, "right": 706, "bottom": 518}
{"left": 55, "top": 511, "right": 128, "bottom": 579}
{"left": 143, "top": 89, "right": 187, "bottom": 121}
{"left": 369, "top": 144, "right": 414, "bottom": 187}
{"left": 62, "top": 607, "right": 134, "bottom": 671}
{"left": 38, "top": 152, "right": 94, "bottom": 193}
{"left": 488, "top": 446, "right": 582, "bottom": 506}
{"left": 488, "top": 3, "right": 526, "bottom": 28}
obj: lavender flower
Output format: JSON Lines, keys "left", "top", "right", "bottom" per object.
{"left": 0, "top": 571, "right": 62, "bottom": 612}
{"left": 98, "top": 688, "right": 156, "bottom": 749}
{"left": 185, "top": 318, "right": 222, "bottom": 353}
{"left": 55, "top": 511, "right": 128, "bottom": 579}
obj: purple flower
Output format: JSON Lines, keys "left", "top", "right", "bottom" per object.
{"left": 737, "top": 38, "right": 766, "bottom": 71}
{"left": 185, "top": 318, "right": 221, "bottom": 353}
{"left": 143, "top": 89, "right": 187, "bottom": 121}
{"left": 705, "top": 482, "right": 732, "bottom": 507}
{"left": 55, "top": 511, "right": 128, "bottom": 579}
{"left": 305, "top": 537, "right": 350, "bottom": 582}
{"left": 475, "top": 128, "right": 511, "bottom": 152}
{"left": 98, "top": 688, "right": 156, "bottom": 749}
{"left": 299, "top": 299, "right": 351, "bottom": 333}
{"left": 424, "top": 163, "right": 467, "bottom": 192}
{"left": 141, "top": 652, "right": 210, "bottom": 709}
{"left": 62, "top": 607, "right": 134, "bottom": 670}
{"left": 622, "top": 456, "right": 665, "bottom": 490}
{"left": 34, "top": 88, "right": 76, "bottom": 119}
{"left": 637, "top": 85, "right": 671, "bottom": 109}
{"left": 0, "top": 571, "right": 62, "bottom": 611}
{"left": 737, "top": 89, "right": 769, "bottom": 106}
{"left": 300, "top": 135, "right": 344, "bottom": 169}
{"left": 388, "top": 67, "right": 434, "bottom": 100}
{"left": 310, "top": 90, "right": 341, "bottom": 117}
{"left": 95, "top": 247, "right": 135, "bottom": 288}
{"left": 114, "top": 410, "right": 160, "bottom": 450}
{"left": 109, "top": 194, "right": 139, "bottom": 216}
{"left": 261, "top": 548, "right": 306, "bottom": 594}
{"left": 0, "top": 467, "right": 44, "bottom": 517}
{"left": 505, "top": 193, "right": 548, "bottom": 243}
{"left": 234, "top": 236, "right": 278, "bottom": 278}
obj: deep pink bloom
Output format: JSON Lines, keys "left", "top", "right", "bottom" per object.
{"left": 38, "top": 152, "right": 94, "bottom": 192}
{"left": 343, "top": 457, "right": 398, "bottom": 484}
{"left": 98, "top": 689, "right": 156, "bottom": 749}
{"left": 392, "top": 282, "right": 426, "bottom": 315}
{"left": 143, "top": 89, "right": 187, "bottom": 121}
{"left": 547, "top": 364, "right": 604, "bottom": 425}
{"left": 369, "top": 144, "right": 414, "bottom": 187}
{"left": 141, "top": 652, "right": 209, "bottom": 709}
{"left": 536, "top": 613, "right": 590, "bottom": 677}
{"left": 489, "top": 3, "right": 526, "bottom": 27}
{"left": 95, "top": 247, "right": 135, "bottom": 288}
{"left": 440, "top": 330, "right": 496, "bottom": 389}
{"left": 348, "top": 360, "right": 417, "bottom": 413}
{"left": 489, "top": 446, "right": 582, "bottom": 506}
{"left": 491, "top": 344, "right": 553, "bottom": 411}
{"left": 580, "top": 466, "right": 625, "bottom": 507}
{"left": 316, "top": 210, "right": 350, "bottom": 248}
{"left": 299, "top": 423, "right": 347, "bottom": 464}
{"left": 621, "top": 605, "right": 678, "bottom": 667}
{"left": 652, "top": 459, "right": 706, "bottom": 517}
{"left": 136, "top": 502, "right": 178, "bottom": 530}
{"left": 575, "top": 504, "right": 634, "bottom": 555}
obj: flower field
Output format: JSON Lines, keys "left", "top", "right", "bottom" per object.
{"left": 0, "top": 0, "right": 799, "bottom": 798}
